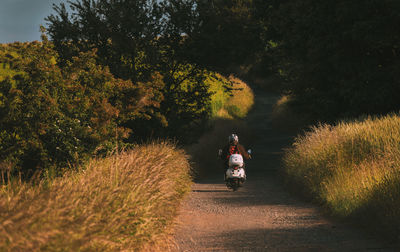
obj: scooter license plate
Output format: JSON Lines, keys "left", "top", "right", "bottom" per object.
{"left": 233, "top": 171, "right": 239, "bottom": 176}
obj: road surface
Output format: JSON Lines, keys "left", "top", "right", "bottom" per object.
{"left": 173, "top": 88, "right": 396, "bottom": 251}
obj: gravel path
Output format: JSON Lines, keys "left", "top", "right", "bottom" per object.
{"left": 173, "top": 88, "right": 397, "bottom": 251}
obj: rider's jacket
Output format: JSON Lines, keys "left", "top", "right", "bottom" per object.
{"left": 221, "top": 143, "right": 250, "bottom": 164}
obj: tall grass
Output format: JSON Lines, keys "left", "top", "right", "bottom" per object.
{"left": 207, "top": 73, "right": 231, "bottom": 117}
{"left": 0, "top": 142, "right": 192, "bottom": 251}
{"left": 283, "top": 114, "right": 400, "bottom": 239}
{"left": 222, "top": 76, "right": 254, "bottom": 119}
{"left": 208, "top": 74, "right": 254, "bottom": 119}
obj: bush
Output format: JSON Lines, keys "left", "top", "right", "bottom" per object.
{"left": 0, "top": 142, "right": 192, "bottom": 251}
{"left": 283, "top": 114, "right": 400, "bottom": 239}
{"left": 0, "top": 42, "right": 161, "bottom": 178}
{"left": 209, "top": 75, "right": 254, "bottom": 120}
{"left": 207, "top": 73, "right": 232, "bottom": 117}
{"left": 267, "top": 0, "right": 400, "bottom": 120}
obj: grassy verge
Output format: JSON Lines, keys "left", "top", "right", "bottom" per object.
{"left": 283, "top": 114, "right": 400, "bottom": 240}
{"left": 0, "top": 142, "right": 192, "bottom": 251}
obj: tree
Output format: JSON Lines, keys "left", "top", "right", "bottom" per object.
{"left": 187, "top": 0, "right": 264, "bottom": 74}
{"left": 0, "top": 40, "right": 160, "bottom": 178}
{"left": 263, "top": 0, "right": 400, "bottom": 120}
{"left": 46, "top": 0, "right": 215, "bottom": 142}
{"left": 46, "top": 0, "right": 162, "bottom": 82}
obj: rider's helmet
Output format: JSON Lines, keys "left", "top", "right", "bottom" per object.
{"left": 228, "top": 133, "right": 239, "bottom": 145}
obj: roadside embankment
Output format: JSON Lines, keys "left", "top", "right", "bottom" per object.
{"left": 283, "top": 114, "right": 400, "bottom": 241}
{"left": 0, "top": 142, "right": 191, "bottom": 251}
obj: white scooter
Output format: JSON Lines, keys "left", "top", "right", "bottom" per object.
{"left": 219, "top": 149, "right": 252, "bottom": 191}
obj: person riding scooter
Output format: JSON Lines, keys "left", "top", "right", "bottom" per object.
{"left": 220, "top": 133, "right": 251, "bottom": 172}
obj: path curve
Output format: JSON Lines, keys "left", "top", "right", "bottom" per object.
{"left": 173, "top": 88, "right": 396, "bottom": 251}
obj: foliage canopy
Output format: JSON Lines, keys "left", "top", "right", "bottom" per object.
{"left": 0, "top": 41, "right": 160, "bottom": 177}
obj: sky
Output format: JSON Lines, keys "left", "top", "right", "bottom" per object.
{"left": 0, "top": 0, "right": 67, "bottom": 43}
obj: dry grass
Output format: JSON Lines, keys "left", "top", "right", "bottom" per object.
{"left": 283, "top": 114, "right": 400, "bottom": 239}
{"left": 0, "top": 142, "right": 192, "bottom": 251}
{"left": 207, "top": 73, "right": 231, "bottom": 118}
{"left": 222, "top": 75, "right": 254, "bottom": 119}
{"left": 209, "top": 74, "right": 254, "bottom": 120}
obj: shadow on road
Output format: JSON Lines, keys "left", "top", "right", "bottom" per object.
{"left": 192, "top": 189, "right": 228, "bottom": 193}
{"left": 194, "top": 175, "right": 304, "bottom": 207}
{"left": 213, "top": 227, "right": 397, "bottom": 252}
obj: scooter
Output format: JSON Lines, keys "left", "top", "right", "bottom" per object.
{"left": 218, "top": 149, "right": 252, "bottom": 191}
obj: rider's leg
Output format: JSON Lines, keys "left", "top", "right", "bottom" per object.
{"left": 223, "top": 161, "right": 228, "bottom": 181}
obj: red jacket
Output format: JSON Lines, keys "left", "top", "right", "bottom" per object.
{"left": 221, "top": 143, "right": 250, "bottom": 162}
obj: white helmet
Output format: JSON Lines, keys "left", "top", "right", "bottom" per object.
{"left": 228, "top": 134, "right": 239, "bottom": 144}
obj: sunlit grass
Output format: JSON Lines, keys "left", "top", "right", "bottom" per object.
{"left": 207, "top": 73, "right": 231, "bottom": 118}
{"left": 223, "top": 76, "right": 254, "bottom": 119}
{"left": 208, "top": 74, "right": 254, "bottom": 119}
{"left": 0, "top": 142, "right": 192, "bottom": 251}
{"left": 283, "top": 114, "right": 400, "bottom": 237}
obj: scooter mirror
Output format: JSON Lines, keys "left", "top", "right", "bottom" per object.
{"left": 247, "top": 149, "right": 252, "bottom": 155}
{"left": 218, "top": 149, "right": 222, "bottom": 156}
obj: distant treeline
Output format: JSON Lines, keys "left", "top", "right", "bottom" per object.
{"left": 260, "top": 0, "right": 400, "bottom": 121}
{"left": 209, "top": 1, "right": 400, "bottom": 121}
{"left": 82, "top": 0, "right": 397, "bottom": 122}
{"left": 45, "top": 0, "right": 400, "bottom": 125}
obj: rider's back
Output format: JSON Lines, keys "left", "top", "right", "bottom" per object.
{"left": 222, "top": 143, "right": 250, "bottom": 161}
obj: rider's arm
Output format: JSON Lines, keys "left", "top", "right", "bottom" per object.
{"left": 238, "top": 144, "right": 250, "bottom": 159}
{"left": 221, "top": 145, "right": 229, "bottom": 160}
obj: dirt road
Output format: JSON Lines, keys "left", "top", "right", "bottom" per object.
{"left": 173, "top": 88, "right": 396, "bottom": 251}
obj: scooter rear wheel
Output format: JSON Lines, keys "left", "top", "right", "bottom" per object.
{"left": 231, "top": 178, "right": 239, "bottom": 191}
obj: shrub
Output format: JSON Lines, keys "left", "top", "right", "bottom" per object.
{"left": 0, "top": 142, "right": 192, "bottom": 251}
{"left": 283, "top": 114, "right": 400, "bottom": 239}
{"left": 0, "top": 42, "right": 161, "bottom": 178}
{"left": 222, "top": 76, "right": 254, "bottom": 119}
{"left": 207, "top": 73, "right": 232, "bottom": 117}
{"left": 208, "top": 74, "right": 254, "bottom": 120}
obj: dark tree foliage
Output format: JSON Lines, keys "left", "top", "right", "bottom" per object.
{"left": 154, "top": 0, "right": 213, "bottom": 141}
{"left": 46, "top": 0, "right": 214, "bottom": 142}
{"left": 46, "top": 0, "right": 400, "bottom": 125}
{"left": 188, "top": 0, "right": 265, "bottom": 74}
{"left": 190, "top": 0, "right": 400, "bottom": 120}
{"left": 260, "top": 0, "right": 400, "bottom": 120}
{"left": 0, "top": 41, "right": 160, "bottom": 178}
{"left": 46, "top": 0, "right": 162, "bottom": 82}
